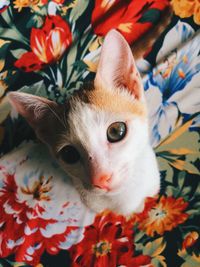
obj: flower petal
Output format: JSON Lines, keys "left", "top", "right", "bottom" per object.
{"left": 14, "top": 52, "right": 44, "bottom": 72}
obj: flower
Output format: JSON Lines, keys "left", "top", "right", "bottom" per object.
{"left": 42, "top": 0, "right": 65, "bottom": 3}
{"left": 0, "top": 163, "right": 92, "bottom": 265}
{"left": 91, "top": 0, "right": 170, "bottom": 44}
{"left": 14, "top": 15, "right": 72, "bottom": 72}
{"left": 144, "top": 21, "right": 200, "bottom": 146}
{"left": 134, "top": 196, "right": 189, "bottom": 237}
{"left": 41, "top": 0, "right": 66, "bottom": 15}
{"left": 13, "top": 0, "right": 41, "bottom": 11}
{"left": 0, "top": 0, "right": 9, "bottom": 13}
{"left": 69, "top": 211, "right": 151, "bottom": 267}
{"left": 182, "top": 231, "right": 199, "bottom": 249}
{"left": 171, "top": 0, "right": 200, "bottom": 25}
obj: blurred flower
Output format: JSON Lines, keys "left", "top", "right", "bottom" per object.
{"left": 0, "top": 0, "right": 9, "bottom": 13}
{"left": 13, "top": 0, "right": 41, "bottom": 11}
{"left": 171, "top": 0, "right": 200, "bottom": 25}
{"left": 182, "top": 231, "right": 199, "bottom": 249}
{"left": 91, "top": 0, "right": 170, "bottom": 44}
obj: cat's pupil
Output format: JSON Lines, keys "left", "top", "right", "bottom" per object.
{"left": 107, "top": 122, "right": 127, "bottom": 143}
{"left": 60, "top": 145, "right": 80, "bottom": 164}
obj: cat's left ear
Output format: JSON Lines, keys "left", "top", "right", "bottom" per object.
{"left": 95, "top": 30, "right": 144, "bottom": 100}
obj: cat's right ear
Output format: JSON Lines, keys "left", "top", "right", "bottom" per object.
{"left": 8, "top": 92, "right": 65, "bottom": 145}
{"left": 94, "top": 30, "right": 144, "bottom": 101}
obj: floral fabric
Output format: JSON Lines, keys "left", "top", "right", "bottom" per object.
{"left": 0, "top": 1, "right": 200, "bottom": 267}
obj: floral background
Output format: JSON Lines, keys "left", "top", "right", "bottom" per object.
{"left": 0, "top": 0, "right": 200, "bottom": 266}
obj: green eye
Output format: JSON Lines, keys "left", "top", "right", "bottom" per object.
{"left": 107, "top": 122, "right": 127, "bottom": 143}
{"left": 60, "top": 145, "right": 80, "bottom": 164}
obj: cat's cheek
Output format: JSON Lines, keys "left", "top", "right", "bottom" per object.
{"left": 108, "top": 175, "right": 128, "bottom": 193}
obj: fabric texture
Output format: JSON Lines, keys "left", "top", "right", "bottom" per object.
{"left": 0, "top": 1, "right": 200, "bottom": 266}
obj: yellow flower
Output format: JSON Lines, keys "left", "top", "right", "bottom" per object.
{"left": 171, "top": 0, "right": 200, "bottom": 25}
{"left": 13, "top": 0, "right": 41, "bottom": 12}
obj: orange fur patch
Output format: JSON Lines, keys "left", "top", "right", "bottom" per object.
{"left": 86, "top": 86, "right": 147, "bottom": 117}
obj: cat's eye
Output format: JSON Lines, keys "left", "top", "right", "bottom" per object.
{"left": 107, "top": 122, "right": 127, "bottom": 143}
{"left": 60, "top": 145, "right": 80, "bottom": 164}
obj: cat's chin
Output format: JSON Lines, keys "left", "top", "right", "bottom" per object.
{"left": 88, "top": 183, "right": 126, "bottom": 196}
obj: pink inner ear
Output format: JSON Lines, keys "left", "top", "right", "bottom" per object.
{"left": 95, "top": 30, "right": 143, "bottom": 100}
{"left": 8, "top": 92, "right": 58, "bottom": 127}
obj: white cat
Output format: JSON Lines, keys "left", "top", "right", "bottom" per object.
{"left": 8, "top": 30, "right": 162, "bottom": 215}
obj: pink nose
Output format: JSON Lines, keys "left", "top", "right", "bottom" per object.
{"left": 92, "top": 174, "right": 112, "bottom": 189}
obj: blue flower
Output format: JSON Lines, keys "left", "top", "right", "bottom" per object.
{"left": 144, "top": 21, "right": 200, "bottom": 146}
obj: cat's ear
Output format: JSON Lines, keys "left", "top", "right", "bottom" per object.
{"left": 8, "top": 92, "right": 65, "bottom": 145}
{"left": 95, "top": 30, "right": 144, "bottom": 100}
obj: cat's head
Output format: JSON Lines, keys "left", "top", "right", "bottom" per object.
{"left": 8, "top": 30, "right": 149, "bottom": 195}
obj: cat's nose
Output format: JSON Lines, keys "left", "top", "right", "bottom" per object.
{"left": 92, "top": 174, "right": 112, "bottom": 190}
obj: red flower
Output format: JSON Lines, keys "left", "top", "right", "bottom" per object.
{"left": 91, "top": 0, "right": 170, "bottom": 44}
{"left": 69, "top": 211, "right": 151, "bottom": 267}
{"left": 0, "top": 171, "right": 79, "bottom": 265}
{"left": 15, "top": 15, "right": 72, "bottom": 72}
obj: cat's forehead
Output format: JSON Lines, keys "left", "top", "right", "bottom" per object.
{"left": 55, "top": 84, "right": 147, "bottom": 151}
{"left": 69, "top": 82, "right": 147, "bottom": 117}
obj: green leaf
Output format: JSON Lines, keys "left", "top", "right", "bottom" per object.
{"left": 179, "top": 253, "right": 200, "bottom": 267}
{"left": 183, "top": 161, "right": 200, "bottom": 175}
{"left": 0, "top": 27, "right": 28, "bottom": 45}
{"left": 157, "top": 157, "right": 174, "bottom": 183}
{"left": 186, "top": 209, "right": 199, "bottom": 217}
{"left": 143, "top": 237, "right": 166, "bottom": 257}
{"left": 73, "top": 60, "right": 88, "bottom": 71}
{"left": 138, "top": 9, "right": 161, "bottom": 24}
{"left": 194, "top": 183, "right": 200, "bottom": 196}
{"left": 69, "top": 0, "right": 90, "bottom": 22}
{"left": 1, "top": 9, "right": 12, "bottom": 26}
{"left": 166, "top": 185, "right": 180, "bottom": 197}
{"left": 181, "top": 186, "right": 191, "bottom": 196}
{"left": 26, "top": 15, "right": 44, "bottom": 29}
{"left": 178, "top": 171, "right": 186, "bottom": 188}
{"left": 64, "top": 40, "right": 79, "bottom": 87}
{"left": 0, "top": 97, "right": 10, "bottom": 124}
{"left": 134, "top": 230, "right": 145, "bottom": 243}
{"left": 151, "top": 256, "right": 167, "bottom": 267}
{"left": 19, "top": 81, "right": 48, "bottom": 98}
{"left": 0, "top": 42, "right": 10, "bottom": 58}
{"left": 10, "top": 49, "right": 27, "bottom": 59}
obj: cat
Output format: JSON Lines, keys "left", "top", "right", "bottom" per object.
{"left": 8, "top": 8, "right": 172, "bottom": 215}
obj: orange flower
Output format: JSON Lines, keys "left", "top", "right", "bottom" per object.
{"left": 182, "top": 231, "right": 199, "bottom": 249}
{"left": 134, "top": 196, "right": 189, "bottom": 237}
{"left": 15, "top": 15, "right": 72, "bottom": 72}
{"left": 171, "top": 0, "right": 200, "bottom": 25}
{"left": 13, "top": 0, "right": 41, "bottom": 11}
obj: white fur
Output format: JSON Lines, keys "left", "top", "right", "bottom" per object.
{"left": 56, "top": 100, "right": 160, "bottom": 215}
